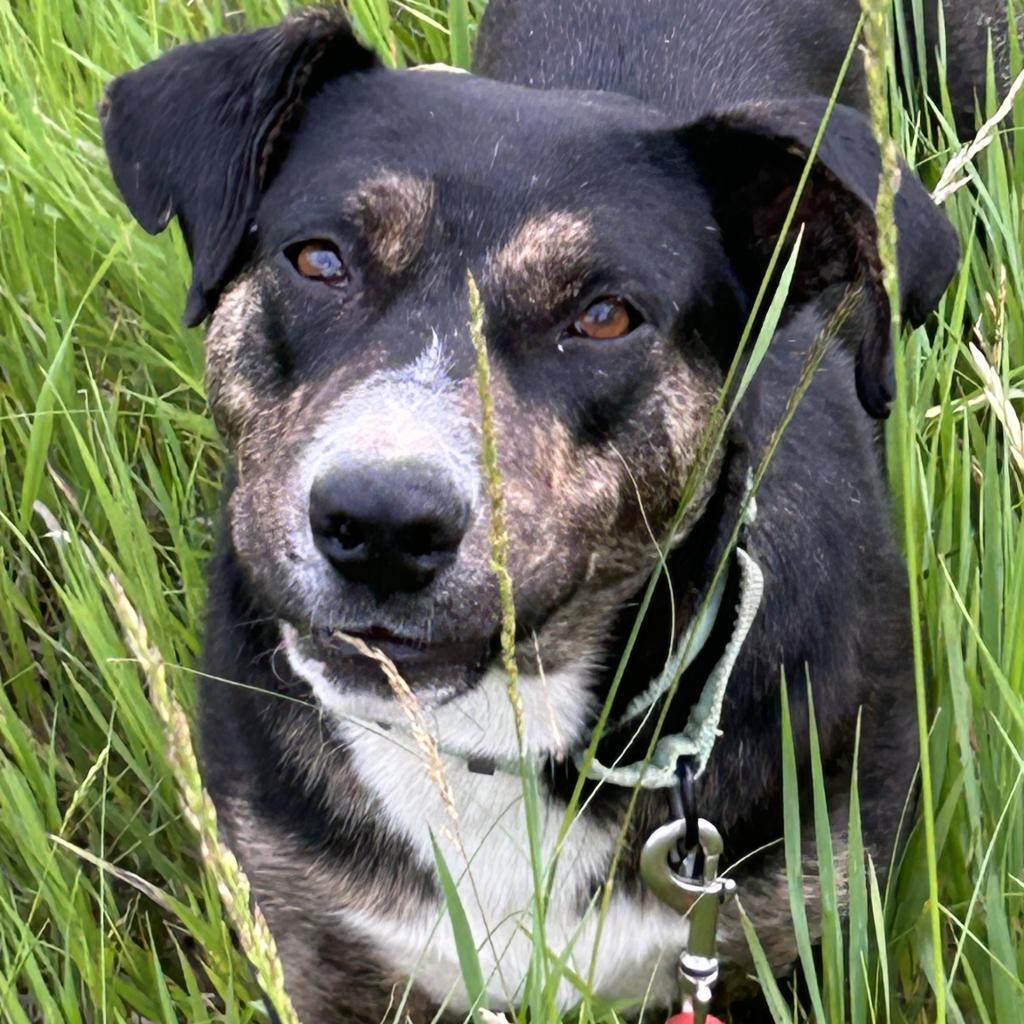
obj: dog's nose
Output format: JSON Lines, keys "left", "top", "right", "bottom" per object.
{"left": 309, "top": 460, "right": 471, "bottom": 599}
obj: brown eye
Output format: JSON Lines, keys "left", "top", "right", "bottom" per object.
{"left": 291, "top": 240, "right": 348, "bottom": 286}
{"left": 570, "top": 297, "right": 640, "bottom": 340}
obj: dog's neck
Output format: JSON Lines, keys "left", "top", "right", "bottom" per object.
{"left": 577, "top": 441, "right": 751, "bottom": 756}
{"left": 265, "top": 447, "right": 754, "bottom": 1013}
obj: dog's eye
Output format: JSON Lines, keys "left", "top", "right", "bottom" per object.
{"left": 290, "top": 240, "right": 349, "bottom": 286}
{"left": 569, "top": 297, "right": 641, "bottom": 340}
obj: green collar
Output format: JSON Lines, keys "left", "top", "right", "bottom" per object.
{"left": 575, "top": 542, "right": 763, "bottom": 788}
{"left": 461, "top": 535, "right": 763, "bottom": 784}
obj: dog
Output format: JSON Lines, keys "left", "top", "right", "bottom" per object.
{"left": 100, "top": 1, "right": 986, "bottom": 1019}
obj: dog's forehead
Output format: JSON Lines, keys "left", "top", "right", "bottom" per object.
{"left": 309, "top": 66, "right": 670, "bottom": 161}
{"left": 262, "top": 68, "right": 689, "bottom": 235}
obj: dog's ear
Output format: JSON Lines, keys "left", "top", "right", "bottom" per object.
{"left": 678, "top": 98, "right": 959, "bottom": 417}
{"left": 100, "top": 8, "right": 378, "bottom": 326}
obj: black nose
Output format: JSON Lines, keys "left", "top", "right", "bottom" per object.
{"left": 309, "top": 460, "right": 471, "bottom": 599}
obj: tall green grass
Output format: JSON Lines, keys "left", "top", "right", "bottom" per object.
{"left": 0, "top": 1, "right": 1021, "bottom": 1022}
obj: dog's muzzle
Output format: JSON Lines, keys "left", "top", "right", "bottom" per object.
{"left": 298, "top": 335, "right": 481, "bottom": 606}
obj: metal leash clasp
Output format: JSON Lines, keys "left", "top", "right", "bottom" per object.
{"left": 640, "top": 811, "right": 735, "bottom": 1024}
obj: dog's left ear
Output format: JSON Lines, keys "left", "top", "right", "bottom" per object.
{"left": 677, "top": 98, "right": 960, "bottom": 417}
{"left": 100, "top": 8, "right": 379, "bottom": 326}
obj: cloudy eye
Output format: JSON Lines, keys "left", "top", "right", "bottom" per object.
{"left": 289, "top": 240, "right": 349, "bottom": 286}
{"left": 569, "top": 296, "right": 642, "bottom": 340}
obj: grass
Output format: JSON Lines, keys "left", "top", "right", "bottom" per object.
{"left": 0, "top": 0, "right": 1022, "bottom": 1021}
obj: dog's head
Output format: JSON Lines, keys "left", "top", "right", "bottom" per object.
{"left": 101, "top": 10, "right": 958, "bottom": 717}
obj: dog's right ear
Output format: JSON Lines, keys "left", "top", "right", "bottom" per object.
{"left": 100, "top": 8, "right": 378, "bottom": 326}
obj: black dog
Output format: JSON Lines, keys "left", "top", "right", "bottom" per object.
{"left": 101, "top": 1, "right": 984, "bottom": 1019}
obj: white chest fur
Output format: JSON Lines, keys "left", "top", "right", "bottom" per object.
{"left": 284, "top": 639, "right": 692, "bottom": 1014}
{"left": 340, "top": 727, "right": 689, "bottom": 1013}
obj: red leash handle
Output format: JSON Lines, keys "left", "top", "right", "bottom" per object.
{"left": 666, "top": 1015, "right": 725, "bottom": 1024}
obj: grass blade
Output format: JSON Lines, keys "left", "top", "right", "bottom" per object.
{"left": 431, "top": 832, "right": 488, "bottom": 1020}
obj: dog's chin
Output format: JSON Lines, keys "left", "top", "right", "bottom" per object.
{"left": 278, "top": 620, "right": 494, "bottom": 707}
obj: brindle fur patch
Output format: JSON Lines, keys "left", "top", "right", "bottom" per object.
{"left": 350, "top": 170, "right": 436, "bottom": 277}
{"left": 219, "top": 792, "right": 451, "bottom": 1024}
{"left": 205, "top": 275, "right": 268, "bottom": 444}
{"left": 487, "top": 211, "right": 595, "bottom": 314}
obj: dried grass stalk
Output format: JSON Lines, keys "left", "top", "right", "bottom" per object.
{"left": 968, "top": 342, "right": 1024, "bottom": 477}
{"left": 333, "top": 630, "right": 460, "bottom": 835}
{"left": 933, "top": 69, "right": 1024, "bottom": 203}
{"left": 467, "top": 270, "right": 526, "bottom": 750}
{"left": 109, "top": 575, "right": 301, "bottom": 1024}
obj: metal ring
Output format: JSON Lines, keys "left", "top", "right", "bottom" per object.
{"left": 639, "top": 818, "right": 725, "bottom": 914}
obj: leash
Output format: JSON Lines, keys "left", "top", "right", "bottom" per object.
{"left": 622, "top": 477, "right": 761, "bottom": 1024}
{"left": 641, "top": 762, "right": 733, "bottom": 1024}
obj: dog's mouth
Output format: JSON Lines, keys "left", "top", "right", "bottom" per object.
{"left": 278, "top": 619, "right": 497, "bottom": 702}
{"left": 275, "top": 580, "right": 583, "bottom": 705}
{"left": 309, "top": 624, "right": 495, "bottom": 670}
